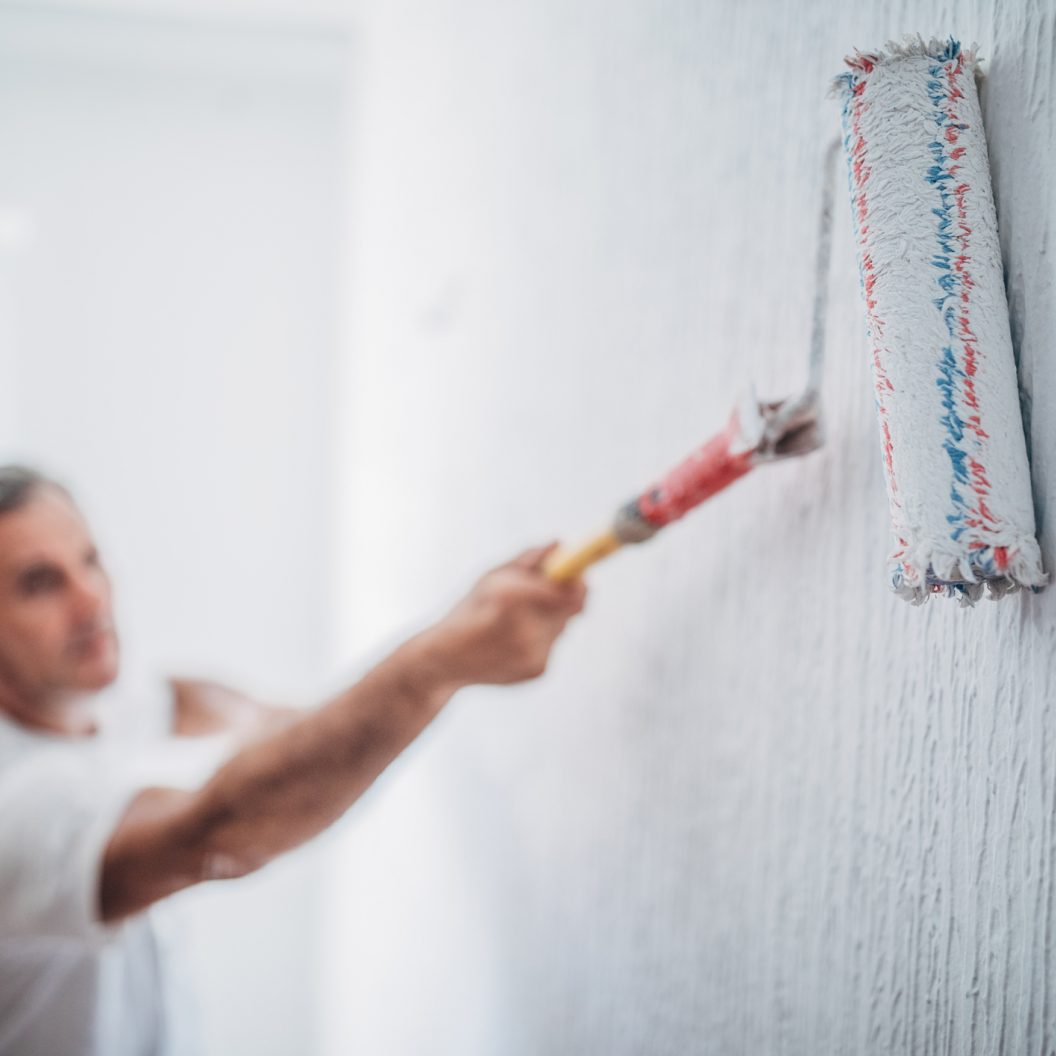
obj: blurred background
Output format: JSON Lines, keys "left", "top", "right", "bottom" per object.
{"left": 2, "top": 1, "right": 1055, "bottom": 1053}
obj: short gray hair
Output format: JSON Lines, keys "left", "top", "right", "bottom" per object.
{"left": 0, "top": 466, "right": 68, "bottom": 517}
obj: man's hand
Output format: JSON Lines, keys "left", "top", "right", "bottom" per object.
{"left": 413, "top": 543, "right": 587, "bottom": 691}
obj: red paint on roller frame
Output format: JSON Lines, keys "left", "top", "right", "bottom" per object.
{"left": 635, "top": 416, "right": 755, "bottom": 528}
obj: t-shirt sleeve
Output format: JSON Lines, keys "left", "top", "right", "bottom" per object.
{"left": 0, "top": 748, "right": 143, "bottom": 947}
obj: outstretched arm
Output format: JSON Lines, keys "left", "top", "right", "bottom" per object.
{"left": 99, "top": 546, "right": 585, "bottom": 923}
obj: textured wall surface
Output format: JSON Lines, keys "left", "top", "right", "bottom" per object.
{"left": 326, "top": 2, "right": 1056, "bottom": 1053}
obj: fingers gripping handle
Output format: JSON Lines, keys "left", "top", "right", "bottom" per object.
{"left": 544, "top": 529, "right": 623, "bottom": 582}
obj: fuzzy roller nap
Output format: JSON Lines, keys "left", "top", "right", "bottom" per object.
{"left": 834, "top": 36, "right": 1046, "bottom": 602}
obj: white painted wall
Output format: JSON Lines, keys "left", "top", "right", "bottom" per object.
{"left": 0, "top": 9, "right": 348, "bottom": 1053}
{"left": 325, "top": 1, "right": 1056, "bottom": 1053}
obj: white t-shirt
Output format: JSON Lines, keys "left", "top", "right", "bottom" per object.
{"left": 0, "top": 673, "right": 238, "bottom": 1056}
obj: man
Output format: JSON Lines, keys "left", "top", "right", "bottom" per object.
{"left": 0, "top": 465, "right": 586, "bottom": 1055}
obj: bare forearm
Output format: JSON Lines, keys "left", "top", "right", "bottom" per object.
{"left": 190, "top": 632, "right": 460, "bottom": 877}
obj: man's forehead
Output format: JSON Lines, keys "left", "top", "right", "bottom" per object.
{"left": 0, "top": 490, "right": 93, "bottom": 569}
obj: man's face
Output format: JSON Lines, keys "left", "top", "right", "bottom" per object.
{"left": 0, "top": 486, "right": 119, "bottom": 698}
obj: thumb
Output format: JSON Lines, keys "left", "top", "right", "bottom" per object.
{"left": 512, "top": 541, "right": 560, "bottom": 572}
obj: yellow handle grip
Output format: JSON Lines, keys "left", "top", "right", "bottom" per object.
{"left": 544, "top": 528, "right": 623, "bottom": 581}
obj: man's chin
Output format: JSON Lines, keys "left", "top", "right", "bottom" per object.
{"left": 73, "top": 666, "right": 119, "bottom": 692}
{"left": 84, "top": 667, "right": 119, "bottom": 690}
{"left": 74, "top": 644, "right": 120, "bottom": 690}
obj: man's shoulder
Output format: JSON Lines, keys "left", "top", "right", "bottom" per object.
{"left": 169, "top": 678, "right": 302, "bottom": 740}
{"left": 169, "top": 678, "right": 260, "bottom": 737}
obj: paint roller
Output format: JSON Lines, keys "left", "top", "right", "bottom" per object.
{"left": 833, "top": 36, "right": 1045, "bottom": 602}
{"left": 544, "top": 140, "right": 838, "bottom": 583}
{"left": 548, "top": 36, "right": 1046, "bottom": 604}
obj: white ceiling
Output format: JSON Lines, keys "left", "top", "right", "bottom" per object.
{"left": 0, "top": 0, "right": 360, "bottom": 30}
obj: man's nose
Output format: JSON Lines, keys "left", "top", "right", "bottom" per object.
{"left": 70, "top": 574, "right": 109, "bottom": 625}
